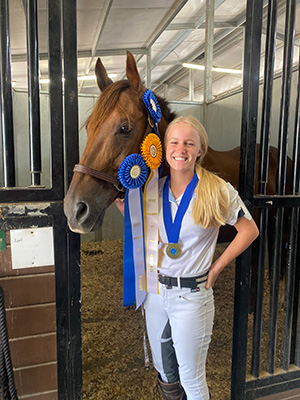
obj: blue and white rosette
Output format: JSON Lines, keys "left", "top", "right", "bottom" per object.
{"left": 142, "top": 89, "right": 161, "bottom": 124}
{"left": 118, "top": 154, "right": 149, "bottom": 308}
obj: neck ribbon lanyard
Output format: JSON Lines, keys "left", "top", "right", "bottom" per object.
{"left": 163, "top": 172, "right": 199, "bottom": 259}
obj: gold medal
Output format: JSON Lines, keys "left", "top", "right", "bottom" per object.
{"left": 166, "top": 243, "right": 182, "bottom": 259}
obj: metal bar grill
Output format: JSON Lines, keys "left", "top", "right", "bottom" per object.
{"left": 25, "top": 0, "right": 42, "bottom": 187}
{"left": 0, "top": 0, "right": 15, "bottom": 187}
{"left": 48, "top": 0, "right": 64, "bottom": 198}
{"left": 0, "top": 1, "right": 82, "bottom": 398}
{"left": 251, "top": 0, "right": 278, "bottom": 378}
{"left": 267, "top": 0, "right": 296, "bottom": 374}
{"left": 231, "top": 0, "right": 263, "bottom": 398}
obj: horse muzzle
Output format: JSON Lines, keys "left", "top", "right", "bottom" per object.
{"left": 64, "top": 194, "right": 106, "bottom": 234}
{"left": 64, "top": 182, "right": 121, "bottom": 234}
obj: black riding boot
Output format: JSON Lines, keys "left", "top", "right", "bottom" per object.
{"left": 156, "top": 375, "right": 187, "bottom": 400}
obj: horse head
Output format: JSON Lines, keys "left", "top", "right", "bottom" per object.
{"left": 64, "top": 51, "right": 175, "bottom": 233}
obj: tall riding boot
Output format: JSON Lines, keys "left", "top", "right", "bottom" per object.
{"left": 156, "top": 375, "right": 187, "bottom": 400}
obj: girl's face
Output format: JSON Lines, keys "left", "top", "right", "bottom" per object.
{"left": 165, "top": 121, "right": 202, "bottom": 173}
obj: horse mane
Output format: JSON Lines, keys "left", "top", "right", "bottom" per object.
{"left": 155, "top": 93, "right": 177, "bottom": 124}
{"left": 86, "top": 80, "right": 176, "bottom": 134}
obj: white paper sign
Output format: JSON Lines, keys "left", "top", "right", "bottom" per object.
{"left": 10, "top": 227, "right": 55, "bottom": 269}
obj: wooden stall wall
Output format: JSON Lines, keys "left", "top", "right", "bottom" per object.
{"left": 0, "top": 231, "right": 58, "bottom": 399}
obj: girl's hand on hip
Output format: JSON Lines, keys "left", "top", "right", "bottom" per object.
{"left": 205, "top": 263, "right": 221, "bottom": 289}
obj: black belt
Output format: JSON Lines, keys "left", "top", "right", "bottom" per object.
{"left": 158, "top": 271, "right": 209, "bottom": 289}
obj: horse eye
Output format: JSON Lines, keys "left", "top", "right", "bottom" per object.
{"left": 119, "top": 123, "right": 131, "bottom": 135}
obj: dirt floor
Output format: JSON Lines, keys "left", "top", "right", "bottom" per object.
{"left": 81, "top": 240, "right": 284, "bottom": 400}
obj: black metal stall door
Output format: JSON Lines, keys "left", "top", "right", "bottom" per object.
{"left": 0, "top": 1, "right": 81, "bottom": 399}
{"left": 231, "top": 0, "right": 300, "bottom": 398}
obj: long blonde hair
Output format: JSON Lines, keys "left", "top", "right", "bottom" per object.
{"left": 165, "top": 116, "right": 230, "bottom": 228}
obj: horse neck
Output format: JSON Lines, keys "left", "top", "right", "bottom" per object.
{"left": 157, "top": 117, "right": 168, "bottom": 142}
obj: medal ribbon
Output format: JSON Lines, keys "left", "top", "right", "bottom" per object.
{"left": 163, "top": 172, "right": 199, "bottom": 245}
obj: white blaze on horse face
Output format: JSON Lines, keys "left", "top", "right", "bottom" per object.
{"left": 165, "top": 121, "right": 201, "bottom": 174}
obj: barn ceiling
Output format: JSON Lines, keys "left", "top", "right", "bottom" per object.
{"left": 8, "top": 0, "right": 300, "bottom": 102}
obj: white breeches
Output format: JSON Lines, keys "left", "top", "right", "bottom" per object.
{"left": 144, "top": 282, "right": 214, "bottom": 400}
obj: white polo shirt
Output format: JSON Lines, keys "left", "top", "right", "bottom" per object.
{"left": 157, "top": 176, "right": 252, "bottom": 277}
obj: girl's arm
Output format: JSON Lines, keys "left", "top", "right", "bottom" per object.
{"left": 206, "top": 216, "right": 259, "bottom": 289}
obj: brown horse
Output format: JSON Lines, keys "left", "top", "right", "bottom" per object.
{"left": 64, "top": 51, "right": 283, "bottom": 238}
{"left": 64, "top": 51, "right": 175, "bottom": 233}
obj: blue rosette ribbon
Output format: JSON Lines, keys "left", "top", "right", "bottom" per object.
{"left": 118, "top": 154, "right": 148, "bottom": 308}
{"left": 142, "top": 89, "right": 161, "bottom": 124}
{"left": 118, "top": 154, "right": 149, "bottom": 189}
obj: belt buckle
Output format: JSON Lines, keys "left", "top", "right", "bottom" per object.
{"left": 160, "top": 274, "right": 172, "bottom": 289}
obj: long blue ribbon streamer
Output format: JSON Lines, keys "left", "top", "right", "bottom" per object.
{"left": 123, "top": 189, "right": 135, "bottom": 306}
{"left": 163, "top": 172, "right": 199, "bottom": 243}
{"left": 123, "top": 187, "right": 147, "bottom": 307}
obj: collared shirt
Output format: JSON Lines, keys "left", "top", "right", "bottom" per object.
{"left": 157, "top": 176, "right": 252, "bottom": 277}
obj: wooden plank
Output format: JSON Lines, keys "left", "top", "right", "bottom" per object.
{"left": 10, "top": 333, "right": 57, "bottom": 368}
{"left": 14, "top": 362, "right": 57, "bottom": 397}
{"left": 6, "top": 304, "right": 56, "bottom": 338}
{"left": 0, "top": 274, "right": 55, "bottom": 307}
{"left": 18, "top": 390, "right": 58, "bottom": 400}
{"left": 0, "top": 242, "right": 54, "bottom": 276}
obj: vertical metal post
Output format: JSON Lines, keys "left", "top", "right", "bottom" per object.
{"left": 146, "top": 48, "right": 151, "bottom": 90}
{"left": 25, "top": 0, "right": 42, "bottom": 187}
{"left": 284, "top": 0, "right": 300, "bottom": 368}
{"left": 63, "top": 1, "right": 82, "bottom": 398}
{"left": 276, "top": 0, "right": 295, "bottom": 195}
{"left": 204, "top": 0, "right": 214, "bottom": 104}
{"left": 231, "top": 0, "right": 263, "bottom": 397}
{"left": 63, "top": 0, "right": 79, "bottom": 189}
{"left": 189, "top": 69, "right": 194, "bottom": 101}
{"left": 48, "top": 3, "right": 67, "bottom": 398}
{"left": 0, "top": 0, "right": 15, "bottom": 187}
{"left": 48, "top": 0, "right": 64, "bottom": 198}
{"left": 251, "top": 0, "right": 277, "bottom": 378}
{"left": 293, "top": 48, "right": 300, "bottom": 369}
{"left": 163, "top": 83, "right": 168, "bottom": 99}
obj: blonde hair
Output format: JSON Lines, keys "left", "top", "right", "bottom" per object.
{"left": 165, "top": 116, "right": 230, "bottom": 228}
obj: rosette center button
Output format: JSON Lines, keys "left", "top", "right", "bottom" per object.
{"left": 150, "top": 144, "right": 157, "bottom": 158}
{"left": 130, "top": 165, "right": 141, "bottom": 179}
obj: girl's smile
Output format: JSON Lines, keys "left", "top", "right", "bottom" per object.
{"left": 165, "top": 121, "right": 202, "bottom": 173}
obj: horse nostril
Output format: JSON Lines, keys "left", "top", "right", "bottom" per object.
{"left": 76, "top": 201, "right": 89, "bottom": 223}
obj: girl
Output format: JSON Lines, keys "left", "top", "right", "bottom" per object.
{"left": 115, "top": 116, "right": 259, "bottom": 400}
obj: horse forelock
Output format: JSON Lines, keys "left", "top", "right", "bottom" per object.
{"left": 86, "top": 80, "right": 132, "bottom": 134}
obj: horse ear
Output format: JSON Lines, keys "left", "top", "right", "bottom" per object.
{"left": 126, "top": 50, "right": 144, "bottom": 93}
{"left": 95, "top": 58, "right": 113, "bottom": 92}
